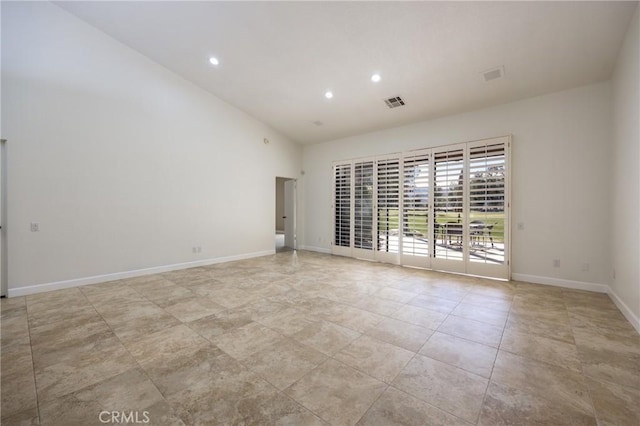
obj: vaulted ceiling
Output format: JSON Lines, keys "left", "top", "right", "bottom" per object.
{"left": 56, "top": 1, "right": 637, "bottom": 144}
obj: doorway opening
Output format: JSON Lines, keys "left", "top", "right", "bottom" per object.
{"left": 275, "top": 177, "right": 297, "bottom": 253}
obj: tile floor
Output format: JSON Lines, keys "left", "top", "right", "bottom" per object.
{"left": 1, "top": 251, "right": 639, "bottom": 425}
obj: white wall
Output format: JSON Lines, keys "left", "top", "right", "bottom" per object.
{"left": 302, "top": 82, "right": 613, "bottom": 289}
{"left": 611, "top": 6, "right": 639, "bottom": 323}
{"left": 1, "top": 2, "right": 302, "bottom": 294}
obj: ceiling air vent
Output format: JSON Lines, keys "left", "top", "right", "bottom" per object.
{"left": 384, "top": 96, "right": 405, "bottom": 109}
{"left": 482, "top": 66, "right": 505, "bottom": 82}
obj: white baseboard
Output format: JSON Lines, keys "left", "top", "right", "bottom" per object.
{"left": 8, "top": 250, "right": 274, "bottom": 298}
{"left": 299, "top": 245, "right": 332, "bottom": 254}
{"left": 608, "top": 288, "right": 640, "bottom": 334}
{"left": 511, "top": 273, "right": 609, "bottom": 293}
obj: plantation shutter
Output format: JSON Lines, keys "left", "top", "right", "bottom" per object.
{"left": 353, "top": 159, "right": 375, "bottom": 259}
{"left": 332, "top": 162, "right": 352, "bottom": 256}
{"left": 402, "top": 150, "right": 431, "bottom": 268}
{"left": 467, "top": 138, "right": 509, "bottom": 279}
{"left": 376, "top": 156, "right": 401, "bottom": 264}
{"left": 431, "top": 145, "right": 466, "bottom": 273}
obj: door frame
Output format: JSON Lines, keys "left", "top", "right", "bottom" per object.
{"left": 1, "top": 139, "right": 7, "bottom": 297}
{"left": 283, "top": 178, "right": 297, "bottom": 250}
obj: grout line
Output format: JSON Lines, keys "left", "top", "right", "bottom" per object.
{"left": 24, "top": 298, "right": 42, "bottom": 424}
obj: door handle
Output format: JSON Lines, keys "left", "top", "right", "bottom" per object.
{"left": 282, "top": 216, "right": 287, "bottom": 219}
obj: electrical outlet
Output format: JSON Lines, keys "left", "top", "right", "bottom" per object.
{"left": 553, "top": 259, "right": 560, "bottom": 268}
{"left": 581, "top": 262, "right": 589, "bottom": 272}
{"left": 30, "top": 222, "right": 40, "bottom": 232}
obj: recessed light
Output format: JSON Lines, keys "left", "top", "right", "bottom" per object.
{"left": 325, "top": 91, "right": 333, "bottom": 99}
{"left": 371, "top": 73, "right": 381, "bottom": 82}
{"left": 208, "top": 57, "right": 219, "bottom": 66}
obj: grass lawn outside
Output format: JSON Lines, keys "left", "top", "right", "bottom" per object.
{"left": 376, "top": 209, "right": 505, "bottom": 243}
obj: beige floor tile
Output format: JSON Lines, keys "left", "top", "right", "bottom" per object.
{"left": 408, "top": 294, "right": 459, "bottom": 314}
{"left": 164, "top": 360, "right": 279, "bottom": 425}
{"left": 31, "top": 326, "right": 116, "bottom": 371}
{"left": 291, "top": 319, "right": 361, "bottom": 356}
{"left": 27, "top": 288, "right": 87, "bottom": 310}
{"left": 134, "top": 281, "right": 195, "bottom": 304}
{"left": 125, "top": 324, "right": 211, "bottom": 366}
{"left": 242, "top": 338, "right": 327, "bottom": 390}
{"left": 577, "top": 345, "right": 640, "bottom": 390}
{"left": 34, "top": 335, "right": 137, "bottom": 403}
{"left": 27, "top": 304, "right": 99, "bottom": 329}
{"left": 214, "top": 321, "right": 286, "bottom": 360}
{"left": 187, "top": 310, "right": 253, "bottom": 341}
{"left": 420, "top": 331, "right": 497, "bottom": 378}
{"left": 350, "top": 295, "right": 405, "bottom": 316}
{"left": 160, "top": 295, "right": 226, "bottom": 322}
{"left": 391, "top": 305, "right": 448, "bottom": 329}
{"left": 242, "top": 392, "right": 327, "bottom": 425}
{"left": 0, "top": 296, "right": 26, "bottom": 313}
{"left": 0, "top": 407, "right": 39, "bottom": 425}
{"left": 1, "top": 367, "right": 38, "bottom": 421}
{"left": 392, "top": 354, "right": 488, "bottom": 423}
{"left": 78, "top": 280, "right": 132, "bottom": 299}
{"left": 374, "top": 287, "right": 417, "bottom": 304}
{"left": 189, "top": 285, "right": 262, "bottom": 309}
{"left": 569, "top": 311, "right": 638, "bottom": 339}
{"left": 419, "top": 283, "right": 469, "bottom": 302}
{"left": 451, "top": 302, "right": 508, "bottom": 327}
{"left": 93, "top": 300, "right": 166, "bottom": 327}
{"left": 491, "top": 350, "right": 594, "bottom": 415}
{"left": 38, "top": 368, "right": 182, "bottom": 426}
{"left": 4, "top": 251, "right": 639, "bottom": 425}
{"left": 500, "top": 330, "right": 582, "bottom": 372}
{"left": 1, "top": 310, "right": 30, "bottom": 347}
{"left": 141, "top": 345, "right": 234, "bottom": 397}
{"left": 500, "top": 328, "right": 582, "bottom": 371}
{"left": 506, "top": 313, "right": 575, "bottom": 344}
{"left": 438, "top": 315, "right": 504, "bottom": 348}
{"left": 478, "top": 381, "right": 596, "bottom": 426}
{"left": 587, "top": 377, "right": 640, "bottom": 426}
{"left": 365, "top": 317, "right": 433, "bottom": 352}
{"left": 573, "top": 328, "right": 640, "bottom": 389}
{"left": 357, "top": 386, "right": 471, "bottom": 425}
{"left": 334, "top": 335, "right": 415, "bottom": 383}
{"left": 460, "top": 293, "right": 511, "bottom": 312}
{"left": 110, "top": 311, "right": 181, "bottom": 343}
{"left": 232, "top": 298, "right": 289, "bottom": 320}
{"left": 29, "top": 315, "right": 111, "bottom": 353}
{"left": 257, "top": 306, "right": 318, "bottom": 336}
{"left": 285, "top": 358, "right": 387, "bottom": 425}
{"left": 320, "top": 304, "right": 385, "bottom": 333}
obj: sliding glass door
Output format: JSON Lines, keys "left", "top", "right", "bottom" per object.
{"left": 376, "top": 155, "right": 401, "bottom": 264}
{"left": 332, "top": 136, "right": 510, "bottom": 280}
{"left": 401, "top": 149, "right": 431, "bottom": 268}
{"left": 352, "top": 159, "right": 375, "bottom": 260}
{"left": 467, "top": 139, "right": 509, "bottom": 279}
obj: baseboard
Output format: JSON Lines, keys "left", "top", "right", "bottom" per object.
{"left": 8, "top": 250, "right": 275, "bottom": 298}
{"left": 299, "top": 245, "right": 332, "bottom": 254}
{"left": 511, "top": 273, "right": 609, "bottom": 293}
{"left": 608, "top": 288, "right": 640, "bottom": 334}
